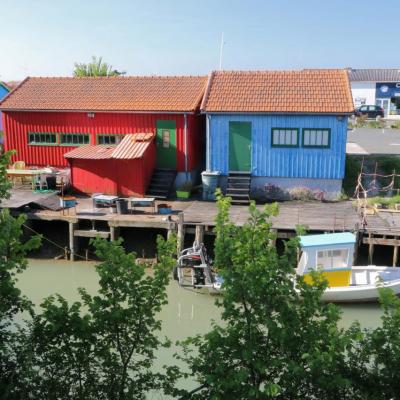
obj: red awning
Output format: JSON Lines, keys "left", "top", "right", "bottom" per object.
{"left": 64, "top": 133, "right": 155, "bottom": 160}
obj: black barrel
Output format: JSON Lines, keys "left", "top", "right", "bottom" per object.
{"left": 116, "top": 198, "right": 128, "bottom": 214}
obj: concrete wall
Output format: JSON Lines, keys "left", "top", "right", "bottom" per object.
{"left": 350, "top": 82, "right": 376, "bottom": 107}
{"left": 218, "top": 175, "right": 342, "bottom": 201}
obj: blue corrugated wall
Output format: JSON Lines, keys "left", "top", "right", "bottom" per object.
{"left": 207, "top": 114, "right": 348, "bottom": 179}
{"left": 0, "top": 84, "right": 10, "bottom": 131}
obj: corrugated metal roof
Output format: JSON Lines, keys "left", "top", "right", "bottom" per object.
{"left": 0, "top": 76, "right": 207, "bottom": 112}
{"left": 112, "top": 133, "right": 154, "bottom": 159}
{"left": 64, "top": 145, "right": 115, "bottom": 159}
{"left": 348, "top": 69, "right": 400, "bottom": 82}
{"left": 64, "top": 133, "right": 154, "bottom": 160}
{"left": 300, "top": 232, "right": 356, "bottom": 248}
{"left": 201, "top": 69, "right": 354, "bottom": 114}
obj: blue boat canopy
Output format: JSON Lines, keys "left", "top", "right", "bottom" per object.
{"left": 300, "top": 232, "right": 356, "bottom": 248}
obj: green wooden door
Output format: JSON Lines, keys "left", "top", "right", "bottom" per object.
{"left": 156, "top": 120, "right": 177, "bottom": 169}
{"left": 229, "top": 121, "right": 252, "bottom": 171}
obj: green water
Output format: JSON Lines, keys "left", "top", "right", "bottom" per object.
{"left": 15, "top": 259, "right": 384, "bottom": 395}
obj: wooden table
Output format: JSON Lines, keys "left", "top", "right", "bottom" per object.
{"left": 92, "top": 194, "right": 118, "bottom": 208}
{"left": 130, "top": 197, "right": 156, "bottom": 213}
{"left": 6, "top": 169, "right": 44, "bottom": 189}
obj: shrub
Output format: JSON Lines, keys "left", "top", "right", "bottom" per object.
{"left": 289, "top": 187, "right": 315, "bottom": 201}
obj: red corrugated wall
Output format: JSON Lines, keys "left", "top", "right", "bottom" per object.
{"left": 70, "top": 141, "right": 156, "bottom": 197}
{"left": 3, "top": 111, "right": 204, "bottom": 171}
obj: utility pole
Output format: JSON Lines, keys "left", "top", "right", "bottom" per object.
{"left": 219, "top": 32, "right": 225, "bottom": 70}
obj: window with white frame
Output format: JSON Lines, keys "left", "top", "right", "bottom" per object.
{"left": 316, "top": 248, "right": 349, "bottom": 270}
{"left": 271, "top": 128, "right": 299, "bottom": 147}
{"left": 302, "top": 129, "right": 330, "bottom": 148}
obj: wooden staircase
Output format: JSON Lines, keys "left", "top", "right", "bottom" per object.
{"left": 225, "top": 171, "right": 251, "bottom": 205}
{"left": 145, "top": 169, "right": 177, "bottom": 199}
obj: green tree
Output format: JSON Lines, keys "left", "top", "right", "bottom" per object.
{"left": 0, "top": 151, "right": 13, "bottom": 201}
{"left": 74, "top": 56, "right": 126, "bottom": 77}
{"left": 0, "top": 151, "right": 41, "bottom": 399}
{"left": 28, "top": 236, "right": 179, "bottom": 400}
{"left": 179, "top": 192, "right": 358, "bottom": 399}
{"left": 346, "top": 288, "right": 400, "bottom": 400}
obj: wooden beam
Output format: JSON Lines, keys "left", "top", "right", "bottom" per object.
{"left": 363, "top": 237, "right": 400, "bottom": 246}
{"left": 74, "top": 229, "right": 110, "bottom": 239}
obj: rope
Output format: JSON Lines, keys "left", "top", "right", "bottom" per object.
{"left": 22, "top": 222, "right": 97, "bottom": 262}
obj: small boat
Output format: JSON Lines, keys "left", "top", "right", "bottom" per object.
{"left": 298, "top": 232, "right": 400, "bottom": 302}
{"left": 173, "top": 242, "right": 221, "bottom": 293}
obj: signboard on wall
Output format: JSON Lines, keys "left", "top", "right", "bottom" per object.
{"left": 376, "top": 82, "right": 400, "bottom": 98}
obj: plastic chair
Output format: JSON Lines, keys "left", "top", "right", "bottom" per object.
{"left": 13, "top": 161, "right": 26, "bottom": 170}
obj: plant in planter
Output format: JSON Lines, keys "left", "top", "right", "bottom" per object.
{"left": 176, "top": 181, "right": 193, "bottom": 199}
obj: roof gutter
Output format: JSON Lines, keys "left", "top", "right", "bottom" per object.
{"left": 0, "top": 108, "right": 198, "bottom": 114}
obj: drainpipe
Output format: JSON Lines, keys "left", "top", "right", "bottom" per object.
{"left": 206, "top": 114, "right": 211, "bottom": 171}
{"left": 184, "top": 113, "right": 188, "bottom": 180}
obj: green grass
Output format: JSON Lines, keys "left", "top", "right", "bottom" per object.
{"left": 366, "top": 195, "right": 400, "bottom": 207}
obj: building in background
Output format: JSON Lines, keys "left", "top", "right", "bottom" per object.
{"left": 348, "top": 68, "right": 400, "bottom": 118}
{"left": 0, "top": 76, "right": 206, "bottom": 197}
{"left": 0, "top": 82, "right": 11, "bottom": 132}
{"left": 201, "top": 69, "right": 354, "bottom": 200}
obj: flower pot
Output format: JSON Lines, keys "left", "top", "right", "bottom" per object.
{"left": 176, "top": 190, "right": 191, "bottom": 199}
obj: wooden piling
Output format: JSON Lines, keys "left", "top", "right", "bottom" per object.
{"left": 393, "top": 236, "right": 399, "bottom": 267}
{"left": 110, "top": 226, "right": 119, "bottom": 242}
{"left": 69, "top": 222, "right": 77, "bottom": 261}
{"left": 270, "top": 228, "right": 277, "bottom": 247}
{"left": 177, "top": 212, "right": 185, "bottom": 254}
{"left": 195, "top": 225, "right": 204, "bottom": 244}
{"left": 368, "top": 233, "right": 374, "bottom": 264}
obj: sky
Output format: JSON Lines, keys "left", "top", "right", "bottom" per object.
{"left": 1, "top": 0, "right": 400, "bottom": 81}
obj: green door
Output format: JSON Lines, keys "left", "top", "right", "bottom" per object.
{"left": 156, "top": 120, "right": 177, "bottom": 169}
{"left": 229, "top": 121, "right": 252, "bottom": 171}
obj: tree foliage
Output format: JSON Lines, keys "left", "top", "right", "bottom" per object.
{"left": 0, "top": 150, "right": 41, "bottom": 399}
{"left": 179, "top": 191, "right": 362, "bottom": 399}
{"left": 73, "top": 56, "right": 125, "bottom": 77}
{"left": 0, "top": 151, "right": 13, "bottom": 201}
{"left": 25, "top": 236, "right": 178, "bottom": 400}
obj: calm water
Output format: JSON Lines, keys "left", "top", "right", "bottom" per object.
{"left": 16, "top": 259, "right": 384, "bottom": 395}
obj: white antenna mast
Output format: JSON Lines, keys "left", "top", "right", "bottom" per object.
{"left": 219, "top": 32, "right": 224, "bottom": 70}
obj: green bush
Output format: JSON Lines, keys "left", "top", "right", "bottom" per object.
{"left": 342, "top": 157, "right": 362, "bottom": 197}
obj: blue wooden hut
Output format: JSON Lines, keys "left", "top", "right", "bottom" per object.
{"left": 200, "top": 69, "right": 354, "bottom": 202}
{"left": 0, "top": 82, "right": 10, "bottom": 132}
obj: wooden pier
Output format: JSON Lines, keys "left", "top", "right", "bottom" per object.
{"left": 7, "top": 189, "right": 400, "bottom": 264}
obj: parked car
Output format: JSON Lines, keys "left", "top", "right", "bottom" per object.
{"left": 354, "top": 105, "right": 384, "bottom": 119}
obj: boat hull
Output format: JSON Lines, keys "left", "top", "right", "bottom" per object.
{"left": 321, "top": 266, "right": 400, "bottom": 303}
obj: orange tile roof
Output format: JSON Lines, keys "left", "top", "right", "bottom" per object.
{"left": 64, "top": 133, "right": 154, "bottom": 160}
{"left": 0, "top": 76, "right": 207, "bottom": 113}
{"left": 200, "top": 69, "right": 354, "bottom": 114}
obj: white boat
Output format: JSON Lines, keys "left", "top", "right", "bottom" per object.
{"left": 173, "top": 242, "right": 221, "bottom": 293}
{"left": 298, "top": 232, "right": 400, "bottom": 302}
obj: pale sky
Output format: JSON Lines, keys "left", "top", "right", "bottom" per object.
{"left": 1, "top": 0, "right": 399, "bottom": 81}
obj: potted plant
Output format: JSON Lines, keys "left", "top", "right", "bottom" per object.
{"left": 176, "top": 181, "right": 193, "bottom": 199}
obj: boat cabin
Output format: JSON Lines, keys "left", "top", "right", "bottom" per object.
{"left": 297, "top": 232, "right": 356, "bottom": 287}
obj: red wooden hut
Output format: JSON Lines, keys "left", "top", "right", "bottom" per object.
{"left": 64, "top": 133, "right": 155, "bottom": 196}
{"left": 0, "top": 76, "right": 206, "bottom": 196}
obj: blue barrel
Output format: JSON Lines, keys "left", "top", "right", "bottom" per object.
{"left": 60, "top": 196, "right": 76, "bottom": 208}
{"left": 201, "top": 171, "right": 220, "bottom": 200}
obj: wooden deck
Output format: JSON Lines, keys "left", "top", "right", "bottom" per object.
{"left": 183, "top": 200, "right": 361, "bottom": 232}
